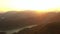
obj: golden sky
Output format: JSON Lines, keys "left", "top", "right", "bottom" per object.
{"left": 0, "top": 0, "right": 60, "bottom": 12}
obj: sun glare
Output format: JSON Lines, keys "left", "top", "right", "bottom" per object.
{"left": 0, "top": 0, "right": 60, "bottom": 12}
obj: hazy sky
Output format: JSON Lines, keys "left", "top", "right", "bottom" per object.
{"left": 0, "top": 0, "right": 60, "bottom": 11}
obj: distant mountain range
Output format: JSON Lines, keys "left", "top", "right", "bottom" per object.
{"left": 0, "top": 10, "right": 60, "bottom": 31}
{"left": 0, "top": 10, "right": 40, "bottom": 31}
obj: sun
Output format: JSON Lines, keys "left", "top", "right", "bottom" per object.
{"left": 0, "top": 0, "right": 60, "bottom": 12}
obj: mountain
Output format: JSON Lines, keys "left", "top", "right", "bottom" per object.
{"left": 0, "top": 10, "right": 42, "bottom": 31}
{"left": 15, "top": 12, "right": 60, "bottom": 34}
{"left": 0, "top": 10, "right": 60, "bottom": 33}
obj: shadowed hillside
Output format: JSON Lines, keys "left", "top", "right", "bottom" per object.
{"left": 0, "top": 10, "right": 45, "bottom": 31}
{"left": 0, "top": 11, "right": 60, "bottom": 34}
{"left": 14, "top": 12, "right": 60, "bottom": 34}
{"left": 15, "top": 21, "right": 60, "bottom": 34}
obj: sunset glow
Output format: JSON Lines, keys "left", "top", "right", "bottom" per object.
{"left": 0, "top": 0, "right": 60, "bottom": 12}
